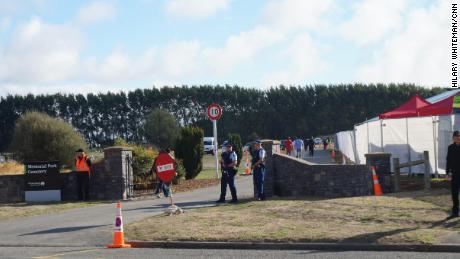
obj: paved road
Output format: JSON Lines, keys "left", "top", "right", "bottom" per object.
{"left": 1, "top": 247, "right": 459, "bottom": 259}
{"left": 0, "top": 176, "right": 254, "bottom": 247}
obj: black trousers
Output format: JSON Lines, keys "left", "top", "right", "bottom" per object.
{"left": 77, "top": 173, "right": 90, "bottom": 200}
{"left": 452, "top": 176, "right": 460, "bottom": 215}
{"left": 220, "top": 170, "right": 237, "bottom": 201}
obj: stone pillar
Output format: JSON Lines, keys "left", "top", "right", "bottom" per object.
{"left": 365, "top": 153, "right": 392, "bottom": 193}
{"left": 91, "top": 147, "right": 134, "bottom": 200}
{"left": 253, "top": 140, "right": 280, "bottom": 199}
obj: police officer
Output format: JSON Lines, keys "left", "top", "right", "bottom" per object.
{"left": 216, "top": 143, "right": 238, "bottom": 203}
{"left": 446, "top": 130, "right": 460, "bottom": 219}
{"left": 252, "top": 140, "right": 266, "bottom": 201}
{"left": 74, "top": 148, "right": 92, "bottom": 200}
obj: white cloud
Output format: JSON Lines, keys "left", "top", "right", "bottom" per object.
{"left": 262, "top": 33, "right": 326, "bottom": 86}
{"left": 356, "top": 1, "right": 450, "bottom": 86}
{"left": 204, "top": 26, "right": 284, "bottom": 74}
{"left": 262, "top": 0, "right": 336, "bottom": 34}
{"left": 0, "top": 17, "right": 10, "bottom": 31}
{"left": 165, "top": 0, "right": 229, "bottom": 19}
{"left": 0, "top": 82, "right": 127, "bottom": 97}
{"left": 339, "top": 0, "right": 409, "bottom": 45}
{"left": 77, "top": 1, "right": 116, "bottom": 25}
{"left": 0, "top": 17, "right": 83, "bottom": 83}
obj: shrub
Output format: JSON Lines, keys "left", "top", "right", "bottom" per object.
{"left": 144, "top": 108, "right": 180, "bottom": 149}
{"left": 113, "top": 138, "right": 157, "bottom": 184}
{"left": 175, "top": 126, "right": 204, "bottom": 180}
{"left": 228, "top": 133, "right": 243, "bottom": 167}
{"left": 10, "top": 111, "right": 87, "bottom": 167}
{"left": 173, "top": 159, "right": 186, "bottom": 185}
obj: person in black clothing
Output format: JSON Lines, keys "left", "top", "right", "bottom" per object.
{"left": 308, "top": 137, "right": 315, "bottom": 157}
{"left": 216, "top": 143, "right": 238, "bottom": 203}
{"left": 446, "top": 130, "right": 460, "bottom": 219}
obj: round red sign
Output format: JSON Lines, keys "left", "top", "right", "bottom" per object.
{"left": 155, "top": 153, "right": 176, "bottom": 183}
{"left": 207, "top": 103, "right": 222, "bottom": 120}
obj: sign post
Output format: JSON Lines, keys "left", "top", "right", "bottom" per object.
{"left": 207, "top": 103, "right": 223, "bottom": 179}
{"left": 24, "top": 161, "right": 61, "bottom": 202}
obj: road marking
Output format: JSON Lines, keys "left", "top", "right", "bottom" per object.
{"left": 32, "top": 248, "right": 102, "bottom": 259}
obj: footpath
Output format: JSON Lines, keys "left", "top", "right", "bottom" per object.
{"left": 302, "top": 148, "right": 335, "bottom": 165}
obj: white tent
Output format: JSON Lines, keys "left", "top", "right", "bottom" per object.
{"left": 335, "top": 90, "right": 460, "bottom": 175}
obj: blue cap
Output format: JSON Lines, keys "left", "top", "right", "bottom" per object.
{"left": 254, "top": 140, "right": 262, "bottom": 144}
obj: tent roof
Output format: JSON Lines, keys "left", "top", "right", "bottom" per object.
{"left": 379, "top": 95, "right": 430, "bottom": 119}
{"left": 426, "top": 89, "right": 460, "bottom": 104}
{"left": 418, "top": 92, "right": 460, "bottom": 116}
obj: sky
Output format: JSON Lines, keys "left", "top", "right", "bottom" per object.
{"left": 0, "top": 0, "right": 457, "bottom": 96}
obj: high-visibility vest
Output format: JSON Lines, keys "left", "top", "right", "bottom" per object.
{"left": 75, "top": 155, "right": 90, "bottom": 174}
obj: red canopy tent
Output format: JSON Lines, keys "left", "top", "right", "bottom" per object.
{"left": 379, "top": 95, "right": 430, "bottom": 119}
{"left": 418, "top": 92, "right": 460, "bottom": 116}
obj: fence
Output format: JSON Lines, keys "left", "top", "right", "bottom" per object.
{"left": 335, "top": 114, "right": 460, "bottom": 175}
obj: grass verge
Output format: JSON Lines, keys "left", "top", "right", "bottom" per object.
{"left": 125, "top": 189, "right": 459, "bottom": 245}
{"left": 0, "top": 201, "right": 106, "bottom": 221}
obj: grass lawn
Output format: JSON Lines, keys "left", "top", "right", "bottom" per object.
{"left": 198, "top": 152, "right": 247, "bottom": 180}
{"left": 125, "top": 189, "right": 460, "bottom": 245}
{"left": 0, "top": 201, "right": 106, "bottom": 221}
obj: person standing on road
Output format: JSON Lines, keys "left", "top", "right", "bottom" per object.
{"left": 151, "top": 149, "right": 176, "bottom": 198}
{"left": 216, "top": 143, "right": 238, "bottom": 203}
{"left": 446, "top": 130, "right": 460, "bottom": 219}
{"left": 308, "top": 137, "right": 315, "bottom": 157}
{"left": 285, "top": 137, "right": 293, "bottom": 156}
{"left": 323, "top": 138, "right": 329, "bottom": 150}
{"left": 293, "top": 137, "right": 304, "bottom": 158}
{"left": 74, "top": 148, "right": 92, "bottom": 200}
{"left": 252, "top": 140, "right": 266, "bottom": 201}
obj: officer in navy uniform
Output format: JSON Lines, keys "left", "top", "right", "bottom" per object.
{"left": 216, "top": 143, "right": 238, "bottom": 203}
{"left": 252, "top": 140, "right": 266, "bottom": 201}
{"left": 446, "top": 130, "right": 460, "bottom": 219}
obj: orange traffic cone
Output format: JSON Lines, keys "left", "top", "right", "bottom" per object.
{"left": 371, "top": 166, "right": 383, "bottom": 196}
{"left": 244, "top": 151, "right": 251, "bottom": 175}
{"left": 107, "top": 202, "right": 131, "bottom": 248}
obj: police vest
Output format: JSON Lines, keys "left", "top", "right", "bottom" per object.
{"left": 221, "top": 151, "right": 236, "bottom": 169}
{"left": 251, "top": 148, "right": 265, "bottom": 167}
{"left": 75, "top": 155, "right": 90, "bottom": 174}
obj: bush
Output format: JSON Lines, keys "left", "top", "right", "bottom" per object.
{"left": 228, "top": 133, "right": 243, "bottom": 167}
{"left": 144, "top": 108, "right": 180, "bottom": 149}
{"left": 10, "top": 111, "right": 87, "bottom": 167}
{"left": 175, "top": 126, "right": 204, "bottom": 180}
{"left": 113, "top": 138, "right": 157, "bottom": 185}
{"left": 173, "top": 159, "right": 186, "bottom": 185}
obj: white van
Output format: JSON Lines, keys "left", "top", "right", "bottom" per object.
{"left": 203, "top": 137, "right": 215, "bottom": 154}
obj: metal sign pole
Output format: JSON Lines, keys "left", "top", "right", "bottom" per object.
{"left": 213, "top": 120, "right": 219, "bottom": 179}
{"left": 169, "top": 185, "right": 174, "bottom": 206}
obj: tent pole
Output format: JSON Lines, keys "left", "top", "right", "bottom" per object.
{"left": 366, "top": 118, "right": 370, "bottom": 153}
{"left": 380, "top": 119, "right": 384, "bottom": 152}
{"left": 406, "top": 117, "right": 411, "bottom": 175}
{"left": 432, "top": 117, "right": 439, "bottom": 178}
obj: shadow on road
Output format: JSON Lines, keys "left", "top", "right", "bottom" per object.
{"left": 19, "top": 224, "right": 110, "bottom": 236}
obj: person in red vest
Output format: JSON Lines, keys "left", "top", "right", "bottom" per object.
{"left": 285, "top": 137, "right": 293, "bottom": 156}
{"left": 74, "top": 148, "right": 92, "bottom": 200}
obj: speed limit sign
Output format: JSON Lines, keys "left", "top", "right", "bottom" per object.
{"left": 207, "top": 103, "right": 222, "bottom": 121}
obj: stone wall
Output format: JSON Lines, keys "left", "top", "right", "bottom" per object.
{"left": 260, "top": 140, "right": 372, "bottom": 198}
{"left": 365, "top": 153, "right": 393, "bottom": 193}
{"left": 0, "top": 146, "right": 133, "bottom": 203}
{"left": 0, "top": 175, "right": 24, "bottom": 202}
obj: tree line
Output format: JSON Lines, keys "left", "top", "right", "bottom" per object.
{"left": 0, "top": 84, "right": 446, "bottom": 151}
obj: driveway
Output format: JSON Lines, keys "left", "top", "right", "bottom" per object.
{"left": 0, "top": 176, "right": 254, "bottom": 247}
